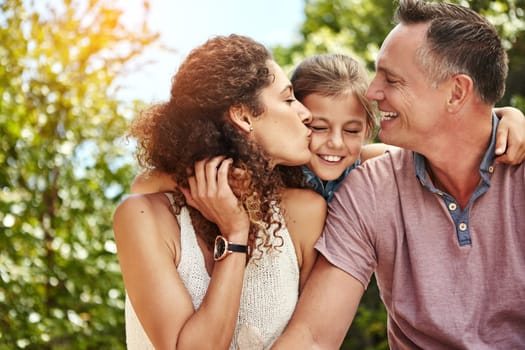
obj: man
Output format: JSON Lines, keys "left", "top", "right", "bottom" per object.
{"left": 273, "top": 0, "right": 525, "bottom": 348}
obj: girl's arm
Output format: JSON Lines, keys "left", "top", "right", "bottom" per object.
{"left": 494, "top": 106, "right": 525, "bottom": 164}
{"left": 360, "top": 143, "right": 393, "bottom": 163}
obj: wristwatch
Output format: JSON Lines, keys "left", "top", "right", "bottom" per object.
{"left": 213, "top": 235, "right": 249, "bottom": 261}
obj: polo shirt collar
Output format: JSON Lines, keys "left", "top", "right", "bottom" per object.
{"left": 415, "top": 113, "right": 499, "bottom": 189}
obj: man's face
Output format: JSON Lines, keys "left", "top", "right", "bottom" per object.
{"left": 365, "top": 22, "right": 450, "bottom": 152}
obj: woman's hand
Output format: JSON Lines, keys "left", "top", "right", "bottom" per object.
{"left": 180, "top": 156, "right": 250, "bottom": 242}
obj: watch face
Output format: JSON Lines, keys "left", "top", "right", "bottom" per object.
{"left": 214, "top": 236, "right": 227, "bottom": 261}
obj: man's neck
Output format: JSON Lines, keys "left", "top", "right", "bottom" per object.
{"left": 425, "top": 161, "right": 480, "bottom": 209}
{"left": 422, "top": 107, "right": 494, "bottom": 208}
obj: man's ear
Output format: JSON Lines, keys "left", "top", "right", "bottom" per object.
{"left": 228, "top": 105, "right": 253, "bottom": 134}
{"left": 447, "top": 73, "right": 473, "bottom": 113}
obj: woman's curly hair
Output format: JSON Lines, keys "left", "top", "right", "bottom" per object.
{"left": 129, "top": 34, "right": 299, "bottom": 254}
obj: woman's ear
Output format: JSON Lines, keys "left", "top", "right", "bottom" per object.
{"left": 228, "top": 105, "right": 253, "bottom": 134}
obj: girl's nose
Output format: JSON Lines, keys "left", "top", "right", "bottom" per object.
{"left": 328, "top": 132, "right": 344, "bottom": 148}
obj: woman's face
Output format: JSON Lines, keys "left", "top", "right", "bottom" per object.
{"left": 302, "top": 92, "right": 368, "bottom": 181}
{"left": 250, "top": 60, "right": 312, "bottom": 167}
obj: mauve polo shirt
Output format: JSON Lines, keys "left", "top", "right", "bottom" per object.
{"left": 317, "top": 116, "right": 525, "bottom": 349}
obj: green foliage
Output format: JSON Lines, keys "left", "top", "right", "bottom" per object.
{"left": 273, "top": 0, "right": 525, "bottom": 348}
{"left": 274, "top": 0, "right": 396, "bottom": 75}
{"left": 465, "top": 0, "right": 525, "bottom": 110}
{"left": 0, "top": 0, "right": 157, "bottom": 348}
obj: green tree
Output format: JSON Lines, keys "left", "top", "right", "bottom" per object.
{"left": 0, "top": 0, "right": 158, "bottom": 348}
{"left": 272, "top": 1, "right": 525, "bottom": 349}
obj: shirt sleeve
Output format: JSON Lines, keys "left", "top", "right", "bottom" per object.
{"left": 315, "top": 161, "right": 381, "bottom": 289}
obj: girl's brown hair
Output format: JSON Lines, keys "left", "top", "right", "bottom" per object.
{"left": 291, "top": 53, "right": 377, "bottom": 139}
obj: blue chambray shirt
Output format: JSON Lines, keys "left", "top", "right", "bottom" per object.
{"left": 414, "top": 113, "right": 499, "bottom": 246}
{"left": 301, "top": 159, "right": 361, "bottom": 202}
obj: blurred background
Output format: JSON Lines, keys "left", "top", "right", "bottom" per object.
{"left": 1, "top": 0, "right": 523, "bottom": 348}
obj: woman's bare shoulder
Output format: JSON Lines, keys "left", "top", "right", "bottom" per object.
{"left": 113, "top": 193, "right": 179, "bottom": 259}
{"left": 114, "top": 193, "right": 166, "bottom": 225}
{"left": 281, "top": 188, "right": 326, "bottom": 217}
{"left": 280, "top": 188, "right": 326, "bottom": 244}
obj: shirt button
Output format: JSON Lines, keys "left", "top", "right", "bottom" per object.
{"left": 459, "top": 222, "right": 467, "bottom": 231}
{"left": 448, "top": 203, "right": 457, "bottom": 211}
{"left": 488, "top": 165, "right": 494, "bottom": 173}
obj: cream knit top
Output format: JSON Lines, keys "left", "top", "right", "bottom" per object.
{"left": 125, "top": 194, "right": 299, "bottom": 350}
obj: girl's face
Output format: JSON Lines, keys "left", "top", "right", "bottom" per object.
{"left": 251, "top": 60, "right": 313, "bottom": 167}
{"left": 302, "top": 92, "right": 368, "bottom": 181}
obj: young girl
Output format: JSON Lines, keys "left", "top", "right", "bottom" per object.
{"left": 114, "top": 35, "right": 326, "bottom": 350}
{"left": 291, "top": 53, "right": 382, "bottom": 202}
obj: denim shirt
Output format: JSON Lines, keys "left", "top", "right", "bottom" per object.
{"left": 414, "top": 113, "right": 499, "bottom": 246}
{"left": 302, "top": 159, "right": 361, "bottom": 202}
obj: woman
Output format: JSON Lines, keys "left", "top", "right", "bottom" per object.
{"left": 113, "top": 34, "right": 326, "bottom": 350}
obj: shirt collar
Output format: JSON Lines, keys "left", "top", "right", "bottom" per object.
{"left": 415, "top": 113, "right": 499, "bottom": 188}
{"left": 302, "top": 159, "right": 360, "bottom": 202}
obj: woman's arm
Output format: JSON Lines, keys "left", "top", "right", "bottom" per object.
{"left": 176, "top": 157, "right": 251, "bottom": 349}
{"left": 114, "top": 194, "right": 195, "bottom": 349}
{"left": 114, "top": 157, "right": 250, "bottom": 349}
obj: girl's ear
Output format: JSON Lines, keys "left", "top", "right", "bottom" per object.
{"left": 228, "top": 105, "right": 253, "bottom": 134}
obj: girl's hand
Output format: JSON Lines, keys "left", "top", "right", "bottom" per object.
{"left": 494, "top": 107, "right": 525, "bottom": 164}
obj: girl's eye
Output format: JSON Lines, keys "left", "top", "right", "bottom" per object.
{"left": 344, "top": 129, "right": 362, "bottom": 134}
{"left": 310, "top": 126, "right": 328, "bottom": 132}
